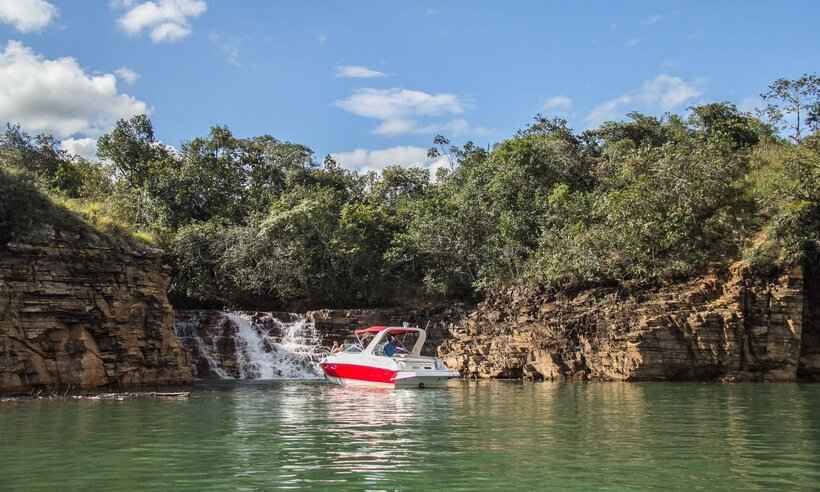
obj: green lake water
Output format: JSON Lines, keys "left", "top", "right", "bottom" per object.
{"left": 2, "top": 381, "right": 820, "bottom": 491}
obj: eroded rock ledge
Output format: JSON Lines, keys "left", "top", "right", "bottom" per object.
{"left": 439, "top": 262, "right": 820, "bottom": 382}
{"left": 0, "top": 241, "right": 192, "bottom": 395}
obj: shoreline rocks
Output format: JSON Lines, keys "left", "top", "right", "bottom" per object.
{"left": 439, "top": 262, "right": 820, "bottom": 382}
{"left": 0, "top": 390, "right": 191, "bottom": 403}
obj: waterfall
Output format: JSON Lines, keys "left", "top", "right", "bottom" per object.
{"left": 228, "top": 313, "right": 276, "bottom": 379}
{"left": 174, "top": 311, "right": 326, "bottom": 380}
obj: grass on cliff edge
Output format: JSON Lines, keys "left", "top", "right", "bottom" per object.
{"left": 49, "top": 195, "right": 158, "bottom": 245}
{"left": 0, "top": 167, "right": 157, "bottom": 249}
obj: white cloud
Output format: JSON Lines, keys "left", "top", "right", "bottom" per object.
{"left": 427, "top": 154, "right": 452, "bottom": 175}
{"left": 336, "top": 88, "right": 463, "bottom": 120}
{"left": 115, "top": 67, "right": 140, "bottom": 84}
{"left": 332, "top": 146, "right": 460, "bottom": 176}
{"left": 0, "top": 41, "right": 148, "bottom": 138}
{"left": 374, "top": 117, "right": 493, "bottom": 137}
{"left": 336, "top": 65, "right": 386, "bottom": 78}
{"left": 60, "top": 137, "right": 98, "bottom": 161}
{"left": 543, "top": 96, "right": 573, "bottom": 113}
{"left": 335, "top": 88, "right": 492, "bottom": 137}
{"left": 150, "top": 21, "right": 189, "bottom": 42}
{"left": 0, "top": 0, "right": 57, "bottom": 33}
{"left": 586, "top": 74, "right": 702, "bottom": 126}
{"left": 318, "top": 34, "right": 327, "bottom": 45}
{"left": 332, "top": 146, "right": 431, "bottom": 172}
{"left": 642, "top": 75, "right": 702, "bottom": 108}
{"left": 117, "top": 0, "right": 206, "bottom": 43}
{"left": 373, "top": 118, "right": 418, "bottom": 136}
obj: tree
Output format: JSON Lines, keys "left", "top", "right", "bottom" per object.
{"left": 807, "top": 101, "right": 820, "bottom": 133}
{"left": 688, "top": 102, "right": 769, "bottom": 149}
{"left": 371, "top": 165, "right": 430, "bottom": 206}
{"left": 759, "top": 74, "right": 820, "bottom": 143}
{"left": 97, "top": 114, "right": 165, "bottom": 187}
{"left": 427, "top": 134, "right": 459, "bottom": 170}
{"left": 0, "top": 124, "right": 111, "bottom": 198}
{"left": 1, "top": 124, "right": 66, "bottom": 181}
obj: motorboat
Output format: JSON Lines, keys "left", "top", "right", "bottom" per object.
{"left": 319, "top": 325, "right": 459, "bottom": 388}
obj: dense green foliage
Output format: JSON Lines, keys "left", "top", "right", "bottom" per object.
{"left": 3, "top": 76, "right": 820, "bottom": 309}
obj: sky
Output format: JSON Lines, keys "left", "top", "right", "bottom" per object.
{"left": 0, "top": 0, "right": 818, "bottom": 171}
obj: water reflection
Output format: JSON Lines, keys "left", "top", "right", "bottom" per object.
{"left": 2, "top": 382, "right": 820, "bottom": 491}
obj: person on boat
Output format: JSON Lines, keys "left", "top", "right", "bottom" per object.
{"left": 383, "top": 336, "right": 398, "bottom": 357}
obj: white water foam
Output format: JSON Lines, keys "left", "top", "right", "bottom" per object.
{"left": 226, "top": 313, "right": 324, "bottom": 380}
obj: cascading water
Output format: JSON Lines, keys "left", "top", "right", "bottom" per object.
{"left": 228, "top": 313, "right": 276, "bottom": 379}
{"left": 174, "top": 311, "right": 326, "bottom": 380}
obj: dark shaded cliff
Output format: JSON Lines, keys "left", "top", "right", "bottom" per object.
{"left": 439, "top": 262, "right": 820, "bottom": 382}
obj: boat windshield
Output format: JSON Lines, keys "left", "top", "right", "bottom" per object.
{"left": 342, "top": 333, "right": 375, "bottom": 354}
{"left": 377, "top": 331, "right": 419, "bottom": 357}
{"left": 343, "top": 343, "right": 363, "bottom": 353}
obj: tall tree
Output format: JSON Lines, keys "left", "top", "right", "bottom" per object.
{"left": 759, "top": 74, "right": 820, "bottom": 143}
{"left": 96, "top": 114, "right": 165, "bottom": 187}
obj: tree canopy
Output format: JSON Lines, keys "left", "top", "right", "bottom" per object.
{"left": 3, "top": 75, "right": 819, "bottom": 309}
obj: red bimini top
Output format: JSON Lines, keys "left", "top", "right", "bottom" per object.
{"left": 353, "top": 326, "right": 419, "bottom": 335}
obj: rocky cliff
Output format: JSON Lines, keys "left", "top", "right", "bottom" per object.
{"left": 439, "top": 262, "right": 820, "bottom": 382}
{"left": 0, "top": 236, "right": 192, "bottom": 395}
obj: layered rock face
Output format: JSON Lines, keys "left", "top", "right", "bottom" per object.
{"left": 439, "top": 263, "right": 815, "bottom": 382}
{"left": 0, "top": 240, "right": 192, "bottom": 394}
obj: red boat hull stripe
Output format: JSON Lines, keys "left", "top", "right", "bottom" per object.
{"left": 320, "top": 362, "right": 397, "bottom": 383}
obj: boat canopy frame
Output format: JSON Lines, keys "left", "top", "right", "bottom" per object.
{"left": 353, "top": 326, "right": 426, "bottom": 356}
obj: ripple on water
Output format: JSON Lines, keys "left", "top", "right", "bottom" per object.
{"left": 2, "top": 381, "right": 820, "bottom": 491}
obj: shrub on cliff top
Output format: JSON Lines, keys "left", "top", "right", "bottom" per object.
{"left": 0, "top": 168, "right": 55, "bottom": 245}
{"left": 0, "top": 165, "right": 154, "bottom": 249}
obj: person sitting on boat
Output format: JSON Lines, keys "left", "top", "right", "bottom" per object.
{"left": 383, "top": 336, "right": 398, "bottom": 357}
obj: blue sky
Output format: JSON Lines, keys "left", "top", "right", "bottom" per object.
{"left": 0, "top": 0, "right": 818, "bottom": 170}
